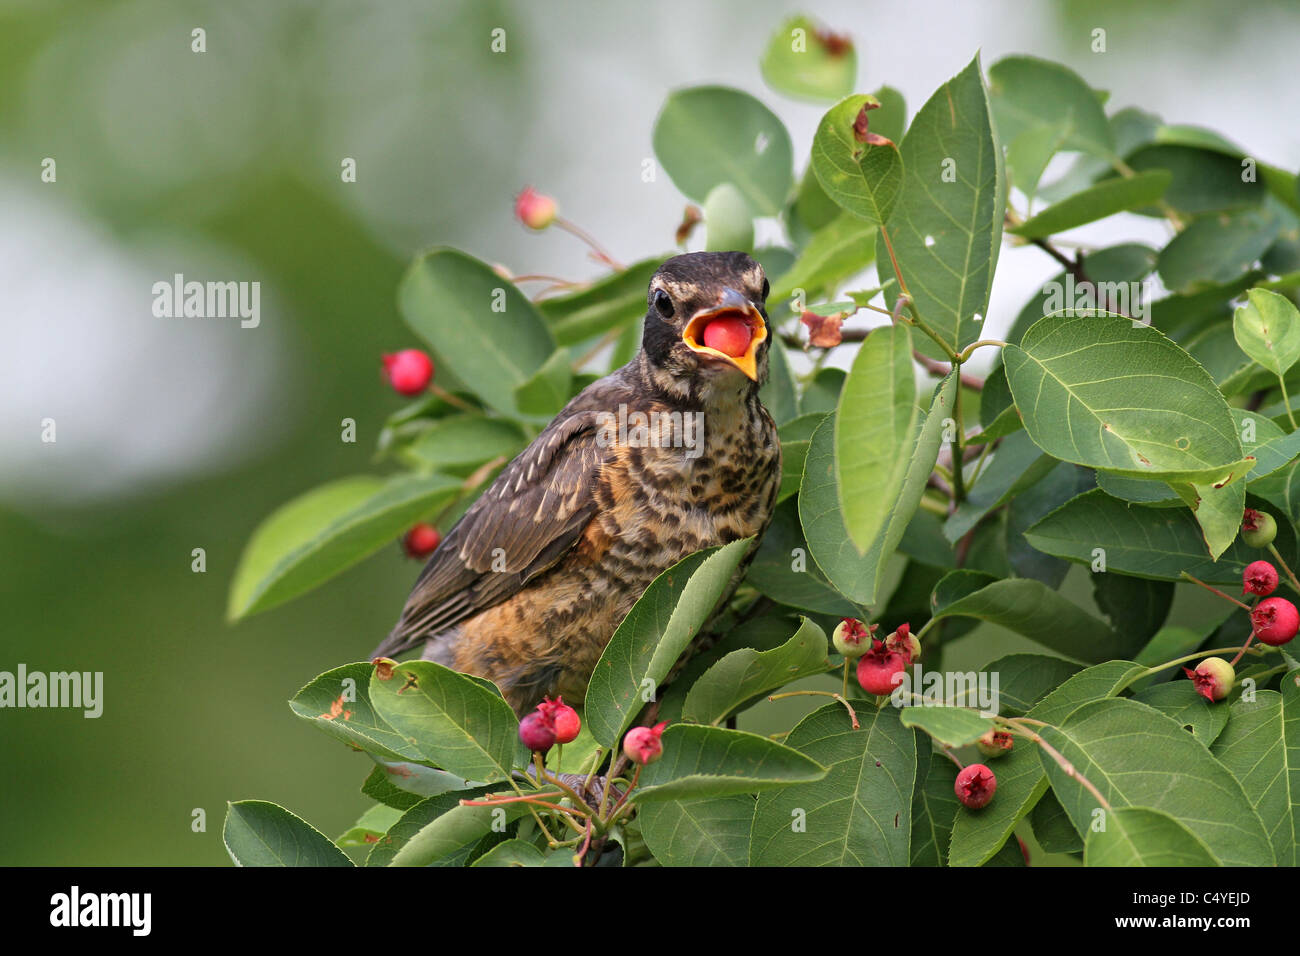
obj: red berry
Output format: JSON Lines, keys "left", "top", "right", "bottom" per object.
{"left": 518, "top": 711, "right": 556, "bottom": 753}
{"left": 976, "top": 729, "right": 1014, "bottom": 759}
{"left": 955, "top": 764, "right": 997, "bottom": 809}
{"left": 832, "top": 618, "right": 874, "bottom": 659}
{"left": 856, "top": 640, "right": 909, "bottom": 696}
{"left": 1183, "top": 657, "right": 1235, "bottom": 702}
{"left": 538, "top": 696, "right": 581, "bottom": 744}
{"left": 701, "top": 317, "right": 752, "bottom": 357}
{"left": 402, "top": 523, "right": 441, "bottom": 559}
{"left": 1243, "top": 560, "right": 1279, "bottom": 597}
{"left": 1241, "top": 508, "right": 1277, "bottom": 548}
{"left": 514, "top": 186, "right": 557, "bottom": 230}
{"left": 382, "top": 349, "right": 434, "bottom": 396}
{"left": 623, "top": 721, "right": 667, "bottom": 765}
{"left": 1252, "top": 597, "right": 1299, "bottom": 646}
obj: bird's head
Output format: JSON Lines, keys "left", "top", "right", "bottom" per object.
{"left": 640, "top": 251, "right": 771, "bottom": 394}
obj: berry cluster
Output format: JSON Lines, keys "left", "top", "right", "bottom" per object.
{"left": 834, "top": 619, "right": 919, "bottom": 696}
{"left": 518, "top": 696, "right": 583, "bottom": 754}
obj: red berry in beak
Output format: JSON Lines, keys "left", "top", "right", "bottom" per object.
{"left": 1243, "top": 560, "right": 1279, "bottom": 596}
{"left": 538, "top": 697, "right": 582, "bottom": 745}
{"left": 623, "top": 721, "right": 667, "bottom": 765}
{"left": 402, "top": 523, "right": 441, "bottom": 560}
{"left": 856, "top": 640, "right": 909, "bottom": 696}
{"left": 1252, "top": 597, "right": 1299, "bottom": 646}
{"left": 519, "top": 711, "right": 557, "bottom": 753}
{"left": 1183, "top": 657, "right": 1235, "bottom": 702}
{"left": 382, "top": 349, "right": 434, "bottom": 396}
{"left": 701, "top": 316, "right": 752, "bottom": 357}
{"left": 955, "top": 764, "right": 997, "bottom": 809}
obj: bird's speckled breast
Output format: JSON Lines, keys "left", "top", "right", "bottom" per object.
{"left": 449, "top": 392, "right": 780, "bottom": 710}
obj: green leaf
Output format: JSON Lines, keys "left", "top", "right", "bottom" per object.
{"left": 396, "top": 414, "right": 527, "bottom": 474}
{"left": 539, "top": 259, "right": 660, "bottom": 346}
{"left": 879, "top": 55, "right": 1004, "bottom": 354}
{"left": 471, "top": 839, "right": 547, "bottom": 867}
{"left": 681, "top": 617, "right": 830, "bottom": 725}
{"left": 799, "top": 366, "right": 846, "bottom": 415}
{"left": 749, "top": 702, "right": 916, "bottom": 865}
{"left": 1030, "top": 790, "right": 1083, "bottom": 854}
{"left": 1038, "top": 698, "right": 1273, "bottom": 866}
{"left": 1210, "top": 682, "right": 1300, "bottom": 866}
{"left": 388, "top": 796, "right": 532, "bottom": 867}
{"left": 1010, "top": 171, "right": 1171, "bottom": 239}
{"left": 1006, "top": 120, "right": 1072, "bottom": 203}
{"left": 811, "top": 94, "right": 903, "bottom": 226}
{"left": 774, "top": 412, "right": 818, "bottom": 502}
{"left": 899, "top": 707, "right": 993, "bottom": 747}
{"left": 944, "top": 430, "right": 1053, "bottom": 542}
{"left": 1005, "top": 313, "right": 1248, "bottom": 483}
{"left": 635, "top": 724, "right": 827, "bottom": 802}
{"left": 984, "top": 654, "right": 1084, "bottom": 716}
{"left": 585, "top": 540, "right": 754, "bottom": 748}
{"left": 400, "top": 249, "right": 556, "bottom": 416}
{"left": 1084, "top": 807, "right": 1220, "bottom": 866}
{"left": 368, "top": 660, "right": 522, "bottom": 782}
{"left": 1170, "top": 477, "right": 1246, "bottom": 560}
{"left": 289, "top": 662, "right": 421, "bottom": 762}
{"left": 637, "top": 794, "right": 755, "bottom": 866}
{"left": 336, "top": 804, "right": 404, "bottom": 847}
{"left": 836, "top": 324, "right": 916, "bottom": 553}
{"left": 653, "top": 86, "right": 793, "bottom": 216}
{"left": 929, "top": 574, "right": 1132, "bottom": 663}
{"left": 1091, "top": 573, "right": 1173, "bottom": 642}
{"left": 703, "top": 182, "right": 755, "bottom": 252}
{"left": 948, "top": 660, "right": 1144, "bottom": 866}
{"left": 1157, "top": 206, "right": 1284, "bottom": 293}
{"left": 760, "top": 337, "right": 800, "bottom": 426}
{"left": 747, "top": 498, "right": 860, "bottom": 616}
{"left": 910, "top": 753, "right": 959, "bottom": 866}
{"left": 362, "top": 760, "right": 476, "bottom": 808}
{"left": 228, "top": 472, "right": 462, "bottom": 620}
{"left": 801, "top": 375, "right": 959, "bottom": 604}
{"left": 1234, "top": 288, "right": 1300, "bottom": 377}
{"left": 759, "top": 16, "right": 856, "bottom": 102}
{"left": 223, "top": 801, "right": 352, "bottom": 867}
{"left": 1123, "top": 144, "right": 1261, "bottom": 215}
{"left": 512, "top": 347, "right": 574, "bottom": 419}
{"left": 1133, "top": 680, "right": 1229, "bottom": 745}
{"left": 770, "top": 214, "right": 875, "bottom": 305}
{"left": 987, "top": 55, "right": 1113, "bottom": 157}
{"left": 1024, "top": 489, "right": 1267, "bottom": 584}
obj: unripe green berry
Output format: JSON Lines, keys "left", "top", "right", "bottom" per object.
{"left": 1241, "top": 509, "right": 1277, "bottom": 548}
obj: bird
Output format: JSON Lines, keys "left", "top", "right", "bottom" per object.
{"left": 373, "top": 251, "right": 783, "bottom": 714}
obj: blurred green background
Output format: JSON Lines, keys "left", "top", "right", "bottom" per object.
{"left": 2, "top": 0, "right": 1298, "bottom": 865}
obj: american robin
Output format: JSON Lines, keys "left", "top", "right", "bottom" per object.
{"left": 373, "top": 251, "right": 782, "bottom": 713}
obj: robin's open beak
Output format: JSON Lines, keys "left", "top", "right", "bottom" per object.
{"left": 681, "top": 287, "right": 768, "bottom": 381}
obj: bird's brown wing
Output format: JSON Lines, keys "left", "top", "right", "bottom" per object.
{"left": 373, "top": 405, "right": 610, "bottom": 659}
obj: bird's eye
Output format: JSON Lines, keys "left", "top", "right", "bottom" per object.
{"left": 760, "top": 277, "right": 770, "bottom": 301}
{"left": 653, "top": 289, "right": 675, "bottom": 319}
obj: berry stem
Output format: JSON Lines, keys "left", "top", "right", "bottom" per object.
{"left": 428, "top": 382, "right": 476, "bottom": 412}
{"left": 554, "top": 217, "right": 625, "bottom": 270}
{"left": 767, "top": 690, "right": 859, "bottom": 729}
{"left": 1278, "top": 374, "right": 1298, "bottom": 431}
{"left": 1266, "top": 544, "right": 1300, "bottom": 595}
{"left": 842, "top": 660, "right": 850, "bottom": 701}
{"left": 1003, "top": 719, "right": 1112, "bottom": 812}
{"left": 1179, "top": 571, "right": 1252, "bottom": 610}
{"left": 1137, "top": 645, "right": 1267, "bottom": 679}
{"left": 1229, "top": 632, "right": 1256, "bottom": 667}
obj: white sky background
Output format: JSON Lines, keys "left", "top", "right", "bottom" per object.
{"left": 1, "top": 0, "right": 1297, "bottom": 512}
